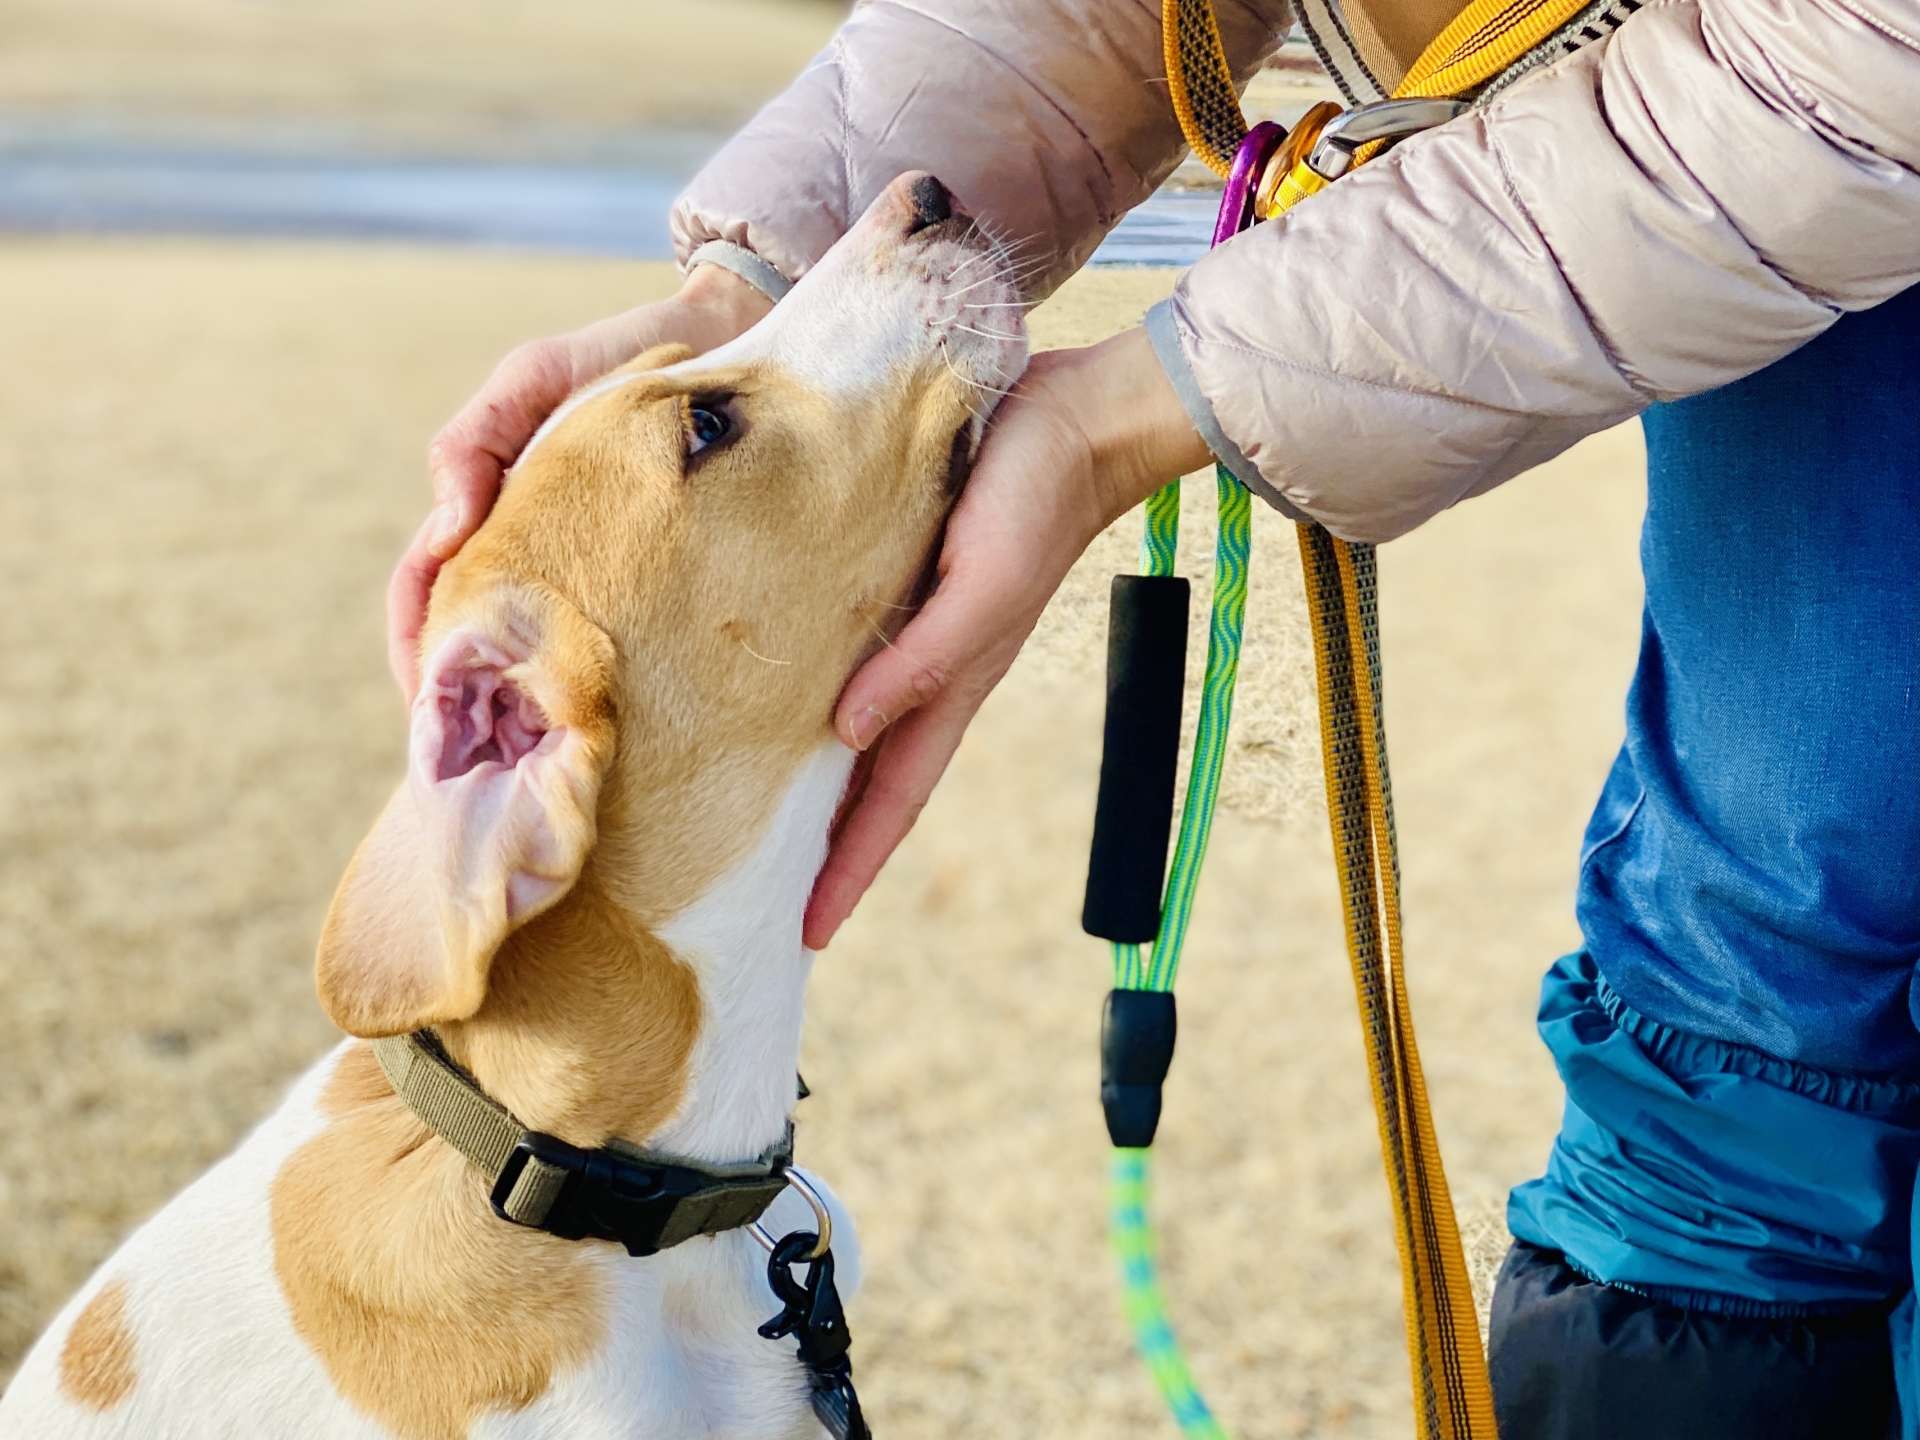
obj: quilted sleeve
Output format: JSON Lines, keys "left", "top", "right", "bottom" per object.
{"left": 671, "top": 0, "right": 1292, "bottom": 299}
{"left": 1152, "top": 0, "right": 1920, "bottom": 540}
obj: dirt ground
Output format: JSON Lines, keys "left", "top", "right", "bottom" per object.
{"left": 0, "top": 0, "right": 845, "bottom": 155}
{"left": 0, "top": 240, "right": 1647, "bottom": 1434}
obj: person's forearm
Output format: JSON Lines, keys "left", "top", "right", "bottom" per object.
{"left": 671, "top": 0, "right": 1290, "bottom": 302}
{"left": 664, "top": 264, "right": 776, "bottom": 354}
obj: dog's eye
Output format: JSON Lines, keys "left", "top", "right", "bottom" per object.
{"left": 687, "top": 404, "right": 732, "bottom": 455}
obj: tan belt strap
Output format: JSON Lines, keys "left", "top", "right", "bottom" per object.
{"left": 372, "top": 1030, "right": 792, "bottom": 1248}
{"left": 373, "top": 1030, "right": 574, "bottom": 1224}
{"left": 374, "top": 1031, "right": 520, "bottom": 1175}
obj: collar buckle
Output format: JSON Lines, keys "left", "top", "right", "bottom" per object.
{"left": 490, "top": 1128, "right": 790, "bottom": 1258}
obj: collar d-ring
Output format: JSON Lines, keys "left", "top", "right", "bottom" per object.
{"left": 751, "top": 1168, "right": 833, "bottom": 1259}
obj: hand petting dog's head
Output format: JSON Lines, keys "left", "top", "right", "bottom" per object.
{"left": 319, "top": 172, "right": 1028, "bottom": 1038}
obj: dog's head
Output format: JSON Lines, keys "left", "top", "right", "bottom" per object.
{"left": 318, "top": 173, "right": 1026, "bottom": 1038}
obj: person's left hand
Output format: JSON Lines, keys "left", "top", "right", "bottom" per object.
{"left": 803, "top": 324, "right": 1213, "bottom": 949}
{"left": 391, "top": 265, "right": 773, "bottom": 703}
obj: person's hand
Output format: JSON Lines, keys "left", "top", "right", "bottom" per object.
{"left": 803, "top": 324, "right": 1215, "bottom": 949}
{"left": 389, "top": 264, "right": 774, "bottom": 701}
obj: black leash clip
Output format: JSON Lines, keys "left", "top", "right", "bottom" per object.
{"left": 760, "top": 1229, "right": 869, "bottom": 1440}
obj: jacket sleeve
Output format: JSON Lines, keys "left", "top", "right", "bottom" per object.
{"left": 1151, "top": 0, "right": 1920, "bottom": 542}
{"left": 671, "top": 0, "right": 1290, "bottom": 299}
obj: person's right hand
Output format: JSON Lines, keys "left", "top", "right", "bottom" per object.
{"left": 389, "top": 263, "right": 774, "bottom": 701}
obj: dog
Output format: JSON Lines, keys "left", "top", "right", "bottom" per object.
{"left": 0, "top": 171, "right": 1026, "bottom": 1439}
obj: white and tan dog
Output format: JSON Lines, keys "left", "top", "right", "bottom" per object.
{"left": 0, "top": 172, "right": 1026, "bottom": 1440}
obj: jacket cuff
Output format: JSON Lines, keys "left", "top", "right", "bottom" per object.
{"left": 686, "top": 240, "right": 795, "bottom": 304}
{"left": 1144, "top": 301, "right": 1308, "bottom": 522}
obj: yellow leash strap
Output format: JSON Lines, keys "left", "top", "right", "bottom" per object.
{"left": 1294, "top": 528, "right": 1492, "bottom": 1440}
{"left": 1253, "top": 0, "right": 1594, "bottom": 211}
{"left": 1397, "top": 0, "right": 1597, "bottom": 96}
{"left": 1157, "top": 0, "right": 1594, "bottom": 1433}
{"left": 1162, "top": 0, "right": 1245, "bottom": 175}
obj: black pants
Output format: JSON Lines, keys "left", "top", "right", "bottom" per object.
{"left": 1488, "top": 1241, "right": 1901, "bottom": 1440}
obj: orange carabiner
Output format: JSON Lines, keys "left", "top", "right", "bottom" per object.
{"left": 1253, "top": 101, "right": 1342, "bottom": 220}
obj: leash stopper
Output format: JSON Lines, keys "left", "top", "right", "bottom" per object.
{"left": 1101, "top": 988, "right": 1178, "bottom": 1147}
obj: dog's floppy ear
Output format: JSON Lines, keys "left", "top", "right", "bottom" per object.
{"left": 317, "top": 585, "right": 617, "bottom": 1038}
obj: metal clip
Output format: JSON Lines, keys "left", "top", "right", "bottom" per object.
{"left": 759, "top": 1228, "right": 869, "bottom": 1440}
{"left": 750, "top": 1167, "right": 834, "bottom": 1260}
{"left": 1305, "top": 97, "right": 1471, "bottom": 180}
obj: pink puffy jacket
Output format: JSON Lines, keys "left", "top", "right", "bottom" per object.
{"left": 672, "top": 0, "right": 1920, "bottom": 542}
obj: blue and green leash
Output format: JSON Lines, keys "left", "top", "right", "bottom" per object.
{"left": 1077, "top": 101, "right": 1265, "bottom": 1440}
{"left": 1088, "top": 1, "right": 1515, "bottom": 1433}
{"left": 1084, "top": 467, "right": 1249, "bottom": 1440}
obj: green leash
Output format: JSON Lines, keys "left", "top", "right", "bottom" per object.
{"left": 1103, "top": 466, "right": 1250, "bottom": 1439}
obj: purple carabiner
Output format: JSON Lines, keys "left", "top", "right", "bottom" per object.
{"left": 1211, "top": 121, "right": 1287, "bottom": 248}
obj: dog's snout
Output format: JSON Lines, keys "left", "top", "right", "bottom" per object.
{"left": 905, "top": 176, "right": 952, "bottom": 234}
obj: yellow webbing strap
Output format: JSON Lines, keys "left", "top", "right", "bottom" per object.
{"left": 1163, "top": 0, "right": 1246, "bottom": 176}
{"left": 1159, "top": 0, "right": 1592, "bottom": 1433}
{"left": 1296, "top": 529, "right": 1493, "bottom": 1440}
{"left": 1396, "top": 0, "right": 1592, "bottom": 97}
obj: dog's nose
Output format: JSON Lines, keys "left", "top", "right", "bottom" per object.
{"left": 905, "top": 176, "right": 952, "bottom": 234}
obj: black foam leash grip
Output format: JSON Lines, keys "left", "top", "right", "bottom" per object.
{"left": 1082, "top": 574, "right": 1190, "bottom": 943}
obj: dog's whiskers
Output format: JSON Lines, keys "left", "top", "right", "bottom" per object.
{"left": 963, "top": 295, "right": 1033, "bottom": 310}
{"left": 952, "top": 222, "right": 1047, "bottom": 293}
{"left": 945, "top": 270, "right": 1012, "bottom": 300}
{"left": 954, "top": 323, "right": 1023, "bottom": 342}
{"left": 737, "top": 638, "right": 793, "bottom": 666}
{"left": 938, "top": 342, "right": 984, "bottom": 395}
{"left": 939, "top": 341, "right": 1020, "bottom": 400}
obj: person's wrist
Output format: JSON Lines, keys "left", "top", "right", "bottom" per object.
{"left": 1042, "top": 327, "right": 1213, "bottom": 527}
{"left": 675, "top": 263, "right": 776, "bottom": 350}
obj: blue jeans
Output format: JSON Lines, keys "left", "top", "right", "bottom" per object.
{"left": 1505, "top": 285, "right": 1920, "bottom": 1427}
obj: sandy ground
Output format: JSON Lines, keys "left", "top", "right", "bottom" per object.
{"left": 0, "top": 241, "right": 1646, "bottom": 1435}
{"left": 0, "top": 0, "right": 845, "bottom": 155}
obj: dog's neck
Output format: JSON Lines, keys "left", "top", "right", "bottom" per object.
{"left": 434, "top": 743, "right": 855, "bottom": 1165}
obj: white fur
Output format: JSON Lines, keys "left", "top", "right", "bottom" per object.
{"left": 0, "top": 1049, "right": 387, "bottom": 1438}
{"left": 678, "top": 195, "right": 1022, "bottom": 446}
{"left": 0, "top": 751, "right": 860, "bottom": 1438}
{"left": 648, "top": 745, "right": 855, "bottom": 1168}
{"left": 692, "top": 241, "right": 1019, "bottom": 433}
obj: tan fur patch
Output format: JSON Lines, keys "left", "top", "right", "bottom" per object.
{"left": 437, "top": 878, "right": 704, "bottom": 1142}
{"left": 58, "top": 1278, "right": 137, "bottom": 1411}
{"left": 277, "top": 899, "right": 702, "bottom": 1437}
{"left": 274, "top": 1046, "right": 604, "bottom": 1439}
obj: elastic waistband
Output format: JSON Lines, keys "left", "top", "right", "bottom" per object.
{"left": 1593, "top": 972, "right": 1920, "bottom": 1120}
{"left": 1509, "top": 952, "right": 1920, "bottom": 1316}
{"left": 1556, "top": 1248, "right": 1899, "bottom": 1320}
